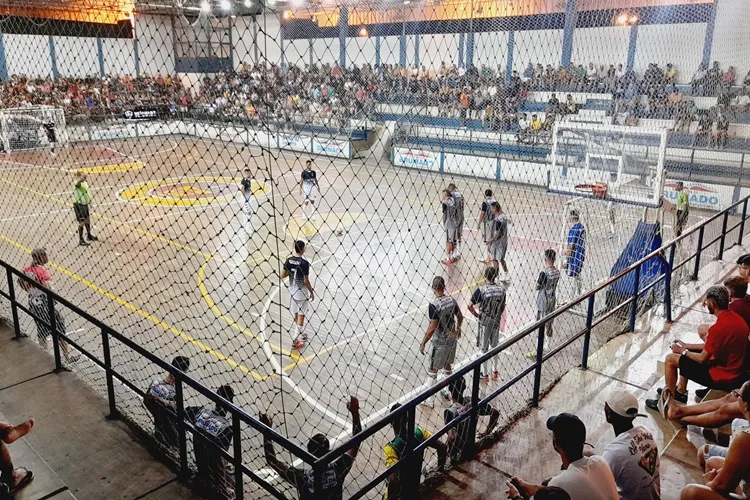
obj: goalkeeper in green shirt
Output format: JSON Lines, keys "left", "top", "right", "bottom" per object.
{"left": 73, "top": 172, "right": 98, "bottom": 246}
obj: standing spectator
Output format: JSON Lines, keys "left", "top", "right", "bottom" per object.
{"left": 459, "top": 88, "right": 470, "bottom": 126}
{"left": 144, "top": 355, "right": 191, "bottom": 449}
{"left": 261, "top": 397, "right": 361, "bottom": 500}
{"left": 510, "top": 413, "right": 619, "bottom": 500}
{"left": 601, "top": 390, "right": 661, "bottom": 500}
{"left": 444, "top": 376, "right": 500, "bottom": 465}
{"left": 385, "top": 403, "right": 446, "bottom": 499}
{"left": 693, "top": 111, "right": 713, "bottom": 147}
{"left": 73, "top": 172, "right": 98, "bottom": 247}
{"left": 714, "top": 112, "right": 729, "bottom": 149}
{"left": 0, "top": 419, "right": 35, "bottom": 497}
{"left": 548, "top": 93, "right": 560, "bottom": 111}
{"left": 20, "top": 248, "right": 79, "bottom": 363}
{"left": 483, "top": 101, "right": 494, "bottom": 129}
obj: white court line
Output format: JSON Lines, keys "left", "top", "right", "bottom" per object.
{"left": 0, "top": 208, "right": 70, "bottom": 222}
{"left": 47, "top": 169, "right": 232, "bottom": 197}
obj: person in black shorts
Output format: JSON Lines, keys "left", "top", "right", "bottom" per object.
{"left": 73, "top": 172, "right": 97, "bottom": 246}
{"left": 43, "top": 121, "right": 57, "bottom": 155}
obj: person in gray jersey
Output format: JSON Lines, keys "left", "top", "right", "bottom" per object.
{"left": 477, "top": 189, "right": 497, "bottom": 263}
{"left": 420, "top": 276, "right": 463, "bottom": 407}
{"left": 537, "top": 249, "right": 561, "bottom": 349}
{"left": 448, "top": 183, "right": 465, "bottom": 259}
{"left": 468, "top": 267, "right": 507, "bottom": 381}
{"left": 488, "top": 202, "right": 510, "bottom": 280}
{"left": 442, "top": 189, "right": 459, "bottom": 265}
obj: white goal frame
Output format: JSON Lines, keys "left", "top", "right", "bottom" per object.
{"left": 0, "top": 106, "right": 68, "bottom": 153}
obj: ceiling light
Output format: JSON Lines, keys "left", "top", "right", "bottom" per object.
{"left": 283, "top": 9, "right": 293, "bottom": 19}
{"left": 615, "top": 13, "right": 628, "bottom": 25}
{"left": 244, "top": 0, "right": 253, "bottom": 6}
{"left": 358, "top": 26, "right": 368, "bottom": 37}
{"left": 403, "top": 0, "right": 410, "bottom": 4}
{"left": 629, "top": 15, "right": 639, "bottom": 24}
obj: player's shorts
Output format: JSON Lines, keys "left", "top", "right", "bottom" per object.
{"left": 430, "top": 340, "right": 457, "bottom": 371}
{"left": 302, "top": 183, "right": 317, "bottom": 203}
{"left": 445, "top": 225, "right": 458, "bottom": 244}
{"left": 477, "top": 322, "right": 500, "bottom": 352}
{"left": 290, "top": 293, "right": 309, "bottom": 317}
{"left": 491, "top": 240, "right": 507, "bottom": 262}
{"left": 455, "top": 220, "right": 464, "bottom": 241}
{"left": 73, "top": 203, "right": 90, "bottom": 222}
{"left": 482, "top": 221, "right": 494, "bottom": 244}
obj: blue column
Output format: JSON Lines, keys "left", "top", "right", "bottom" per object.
{"left": 0, "top": 35, "right": 8, "bottom": 81}
{"left": 48, "top": 36, "right": 59, "bottom": 80}
{"left": 626, "top": 25, "right": 638, "bottom": 71}
{"left": 134, "top": 37, "right": 140, "bottom": 77}
{"left": 253, "top": 21, "right": 259, "bottom": 64}
{"left": 375, "top": 36, "right": 381, "bottom": 67}
{"left": 338, "top": 7, "right": 348, "bottom": 68}
{"left": 458, "top": 32, "right": 465, "bottom": 67}
{"left": 96, "top": 37, "right": 105, "bottom": 77}
{"left": 399, "top": 22, "right": 406, "bottom": 67}
{"left": 505, "top": 30, "right": 515, "bottom": 85}
{"left": 309, "top": 39, "right": 313, "bottom": 66}
{"left": 702, "top": 0, "right": 718, "bottom": 67}
{"left": 561, "top": 0, "right": 576, "bottom": 67}
{"left": 414, "top": 34, "right": 420, "bottom": 67}
{"left": 466, "top": 32, "right": 474, "bottom": 69}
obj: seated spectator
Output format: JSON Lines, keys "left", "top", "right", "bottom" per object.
{"left": 530, "top": 114, "right": 543, "bottom": 133}
{"left": 586, "top": 62, "right": 598, "bottom": 89}
{"left": 601, "top": 390, "right": 661, "bottom": 500}
{"left": 0, "top": 419, "right": 34, "bottom": 497}
{"left": 646, "top": 286, "right": 749, "bottom": 413}
{"left": 680, "top": 381, "right": 750, "bottom": 500}
{"left": 507, "top": 484, "right": 571, "bottom": 500}
{"left": 692, "top": 63, "right": 708, "bottom": 95}
{"left": 730, "top": 92, "right": 750, "bottom": 112}
{"left": 722, "top": 66, "right": 737, "bottom": 90}
{"left": 444, "top": 376, "right": 500, "bottom": 465}
{"left": 261, "top": 397, "right": 361, "bottom": 500}
{"left": 384, "top": 403, "right": 446, "bottom": 500}
{"left": 665, "top": 63, "right": 677, "bottom": 85}
{"left": 548, "top": 93, "right": 560, "bottom": 110}
{"left": 713, "top": 112, "right": 730, "bottom": 149}
{"left": 667, "top": 385, "right": 745, "bottom": 428}
{"left": 144, "top": 355, "right": 191, "bottom": 449}
{"left": 615, "top": 64, "right": 626, "bottom": 84}
{"left": 565, "top": 94, "right": 578, "bottom": 115}
{"left": 522, "top": 62, "right": 534, "bottom": 81}
{"left": 696, "top": 415, "right": 748, "bottom": 473}
{"left": 744, "top": 70, "right": 750, "bottom": 91}
{"left": 698, "top": 276, "right": 750, "bottom": 338}
{"left": 693, "top": 111, "right": 713, "bottom": 147}
{"left": 510, "top": 413, "right": 618, "bottom": 500}
{"left": 518, "top": 113, "right": 530, "bottom": 131}
{"left": 739, "top": 254, "right": 750, "bottom": 281}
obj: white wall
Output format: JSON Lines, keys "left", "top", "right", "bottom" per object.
{"left": 233, "top": 15, "right": 256, "bottom": 67}
{"left": 634, "top": 23, "right": 705, "bottom": 84}
{"left": 256, "top": 12, "right": 283, "bottom": 66}
{"left": 286, "top": 39, "right": 309, "bottom": 67}
{"left": 419, "top": 33, "right": 459, "bottom": 68}
{"left": 571, "top": 26, "right": 630, "bottom": 69}
{"left": 379, "top": 36, "right": 401, "bottom": 65}
{"left": 346, "top": 37, "right": 376, "bottom": 68}
{"left": 514, "top": 29, "right": 564, "bottom": 70}
{"left": 474, "top": 31, "right": 508, "bottom": 72}
{"left": 103, "top": 38, "right": 137, "bottom": 77}
{"left": 311, "top": 38, "right": 339, "bottom": 66}
{"left": 711, "top": 0, "right": 750, "bottom": 83}
{"left": 3, "top": 34, "right": 52, "bottom": 78}
{"left": 406, "top": 35, "right": 416, "bottom": 67}
{"left": 55, "top": 36, "right": 99, "bottom": 77}
{"left": 136, "top": 14, "right": 174, "bottom": 76}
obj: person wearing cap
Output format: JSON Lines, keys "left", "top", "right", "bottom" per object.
{"left": 601, "top": 390, "right": 661, "bottom": 500}
{"left": 510, "top": 412, "right": 618, "bottom": 500}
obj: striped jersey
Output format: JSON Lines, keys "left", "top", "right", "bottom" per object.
{"left": 428, "top": 294, "right": 459, "bottom": 344}
{"left": 470, "top": 283, "right": 506, "bottom": 327}
{"left": 536, "top": 267, "right": 561, "bottom": 313}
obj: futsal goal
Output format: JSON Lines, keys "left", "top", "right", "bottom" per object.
{"left": 0, "top": 106, "right": 68, "bottom": 153}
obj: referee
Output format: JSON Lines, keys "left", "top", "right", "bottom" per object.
{"left": 674, "top": 181, "right": 690, "bottom": 237}
{"left": 73, "top": 172, "right": 97, "bottom": 246}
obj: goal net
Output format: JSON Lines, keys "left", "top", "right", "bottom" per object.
{"left": 0, "top": 106, "right": 68, "bottom": 153}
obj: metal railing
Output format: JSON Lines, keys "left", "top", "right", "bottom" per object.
{"left": 1, "top": 194, "right": 749, "bottom": 499}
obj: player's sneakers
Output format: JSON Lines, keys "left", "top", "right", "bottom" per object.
{"left": 292, "top": 337, "right": 307, "bottom": 350}
{"left": 441, "top": 258, "right": 456, "bottom": 265}
{"left": 480, "top": 373, "right": 489, "bottom": 383}
{"left": 87, "top": 234, "right": 98, "bottom": 242}
{"left": 492, "top": 371, "right": 499, "bottom": 380}
{"left": 79, "top": 240, "right": 89, "bottom": 247}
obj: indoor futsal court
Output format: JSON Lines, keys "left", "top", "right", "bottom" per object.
{"left": 0, "top": 133, "right": 699, "bottom": 478}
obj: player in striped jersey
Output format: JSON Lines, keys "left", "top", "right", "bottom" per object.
{"left": 281, "top": 240, "right": 315, "bottom": 349}
{"left": 477, "top": 189, "right": 497, "bottom": 263}
{"left": 447, "top": 184, "right": 465, "bottom": 260}
{"left": 442, "top": 189, "right": 459, "bottom": 265}
{"left": 537, "top": 249, "right": 561, "bottom": 349}
{"left": 468, "top": 267, "right": 507, "bottom": 381}
{"left": 488, "top": 202, "right": 510, "bottom": 281}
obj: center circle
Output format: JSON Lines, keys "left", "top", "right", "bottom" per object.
{"left": 118, "top": 177, "right": 271, "bottom": 207}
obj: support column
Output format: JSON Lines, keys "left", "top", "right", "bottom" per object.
{"left": 505, "top": 30, "right": 515, "bottom": 85}
{"left": 375, "top": 35, "right": 381, "bottom": 67}
{"left": 458, "top": 32, "right": 465, "bottom": 68}
{"left": 280, "top": 24, "right": 285, "bottom": 67}
{"left": 465, "top": 32, "right": 474, "bottom": 69}
{"left": 96, "top": 37, "right": 105, "bottom": 77}
{"left": 253, "top": 20, "right": 259, "bottom": 65}
{"left": 561, "top": 0, "right": 576, "bottom": 68}
{"left": 399, "top": 22, "right": 406, "bottom": 68}
{"left": 0, "top": 34, "right": 8, "bottom": 81}
{"left": 414, "top": 33, "right": 420, "bottom": 67}
{"left": 48, "top": 36, "right": 59, "bottom": 80}
{"left": 626, "top": 24, "right": 638, "bottom": 71}
{"left": 338, "top": 7, "right": 348, "bottom": 68}
{"left": 702, "top": 0, "right": 718, "bottom": 67}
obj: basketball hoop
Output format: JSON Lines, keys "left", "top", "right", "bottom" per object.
{"left": 575, "top": 182, "right": 608, "bottom": 199}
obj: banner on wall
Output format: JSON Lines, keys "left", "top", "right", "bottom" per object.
{"left": 664, "top": 180, "right": 736, "bottom": 211}
{"left": 443, "top": 153, "right": 497, "bottom": 179}
{"left": 91, "top": 123, "right": 137, "bottom": 140}
{"left": 277, "top": 133, "right": 312, "bottom": 153}
{"left": 392, "top": 147, "right": 441, "bottom": 170}
{"left": 122, "top": 107, "right": 169, "bottom": 120}
{"left": 312, "top": 137, "right": 351, "bottom": 158}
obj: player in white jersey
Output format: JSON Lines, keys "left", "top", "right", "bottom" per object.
{"left": 299, "top": 159, "right": 319, "bottom": 220}
{"left": 281, "top": 240, "right": 315, "bottom": 349}
{"left": 447, "top": 183, "right": 465, "bottom": 259}
{"left": 477, "top": 189, "right": 497, "bottom": 262}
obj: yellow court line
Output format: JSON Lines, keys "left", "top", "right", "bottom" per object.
{"left": 198, "top": 254, "right": 299, "bottom": 360}
{"left": 0, "top": 232, "right": 268, "bottom": 381}
{"left": 0, "top": 177, "right": 211, "bottom": 259}
{"left": 74, "top": 162, "right": 144, "bottom": 174}
{"left": 280, "top": 276, "right": 487, "bottom": 372}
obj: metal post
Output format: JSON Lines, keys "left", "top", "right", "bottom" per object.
{"left": 581, "top": 295, "right": 595, "bottom": 369}
{"left": 692, "top": 226, "right": 705, "bottom": 281}
{"left": 532, "top": 323, "right": 546, "bottom": 407}
{"left": 629, "top": 265, "right": 641, "bottom": 333}
{"left": 739, "top": 199, "right": 748, "bottom": 246}
{"left": 718, "top": 211, "right": 729, "bottom": 260}
{"left": 48, "top": 293, "right": 62, "bottom": 371}
{"left": 403, "top": 406, "right": 419, "bottom": 497}
{"left": 174, "top": 377, "right": 188, "bottom": 477}
{"left": 6, "top": 267, "right": 23, "bottom": 339}
{"left": 314, "top": 464, "right": 323, "bottom": 498}
{"left": 233, "top": 413, "right": 244, "bottom": 500}
{"left": 665, "top": 244, "right": 675, "bottom": 323}
{"left": 102, "top": 328, "right": 119, "bottom": 419}
{"left": 464, "top": 365, "right": 482, "bottom": 455}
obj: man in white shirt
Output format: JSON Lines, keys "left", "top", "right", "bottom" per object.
{"left": 510, "top": 413, "right": 619, "bottom": 500}
{"left": 602, "top": 390, "right": 661, "bottom": 500}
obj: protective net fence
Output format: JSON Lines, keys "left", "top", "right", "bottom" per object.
{"left": 0, "top": 0, "right": 748, "bottom": 498}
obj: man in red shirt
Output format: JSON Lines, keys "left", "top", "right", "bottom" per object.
{"left": 725, "top": 276, "right": 750, "bottom": 328}
{"left": 647, "top": 286, "right": 749, "bottom": 413}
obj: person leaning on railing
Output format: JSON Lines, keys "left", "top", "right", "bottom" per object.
{"left": 144, "top": 356, "right": 191, "bottom": 451}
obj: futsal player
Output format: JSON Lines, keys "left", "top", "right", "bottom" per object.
{"left": 564, "top": 209, "right": 586, "bottom": 298}
{"left": 536, "top": 249, "right": 561, "bottom": 347}
{"left": 447, "top": 183, "right": 465, "bottom": 259}
{"left": 299, "top": 159, "right": 319, "bottom": 220}
{"left": 420, "top": 276, "right": 463, "bottom": 408}
{"left": 476, "top": 189, "right": 496, "bottom": 262}
{"left": 441, "top": 189, "right": 458, "bottom": 265}
{"left": 281, "top": 240, "right": 315, "bottom": 350}
{"left": 468, "top": 266, "right": 506, "bottom": 381}
{"left": 43, "top": 120, "right": 57, "bottom": 156}
{"left": 239, "top": 168, "right": 254, "bottom": 214}
{"left": 73, "top": 172, "right": 97, "bottom": 247}
{"left": 488, "top": 202, "right": 510, "bottom": 280}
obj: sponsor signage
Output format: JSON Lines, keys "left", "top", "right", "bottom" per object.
{"left": 392, "top": 147, "right": 440, "bottom": 170}
{"left": 313, "top": 138, "right": 351, "bottom": 158}
{"left": 277, "top": 133, "right": 311, "bottom": 153}
{"left": 91, "top": 124, "right": 137, "bottom": 140}
{"left": 122, "top": 107, "right": 168, "bottom": 120}
{"left": 663, "top": 180, "right": 735, "bottom": 211}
